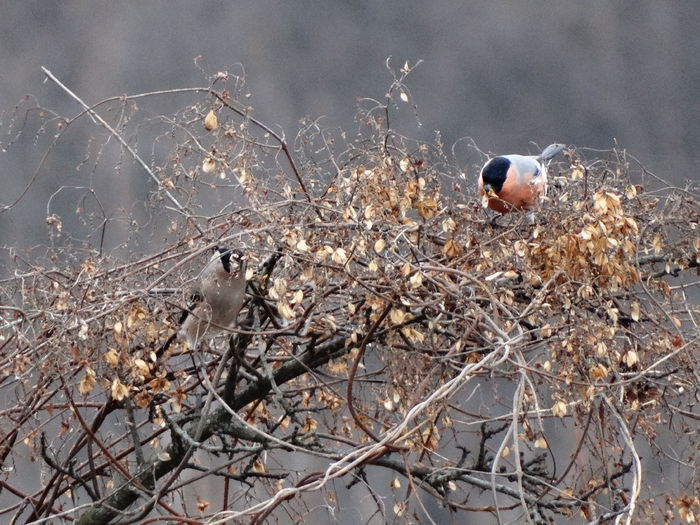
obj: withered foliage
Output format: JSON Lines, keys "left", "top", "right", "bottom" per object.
{"left": 0, "top": 66, "right": 698, "bottom": 524}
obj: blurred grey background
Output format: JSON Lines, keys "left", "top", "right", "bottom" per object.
{"left": 1, "top": 1, "right": 698, "bottom": 249}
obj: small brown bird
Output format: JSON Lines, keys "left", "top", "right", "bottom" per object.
{"left": 479, "top": 143, "right": 565, "bottom": 214}
{"left": 179, "top": 247, "right": 247, "bottom": 348}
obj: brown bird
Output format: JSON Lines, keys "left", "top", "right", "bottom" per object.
{"left": 179, "top": 247, "right": 247, "bottom": 348}
{"left": 479, "top": 143, "right": 565, "bottom": 214}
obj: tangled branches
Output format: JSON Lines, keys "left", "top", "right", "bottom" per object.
{"left": 0, "top": 65, "right": 698, "bottom": 524}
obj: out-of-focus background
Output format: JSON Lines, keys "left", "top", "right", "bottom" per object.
{"left": 1, "top": 1, "right": 698, "bottom": 252}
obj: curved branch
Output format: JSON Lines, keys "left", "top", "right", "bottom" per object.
{"left": 75, "top": 336, "right": 350, "bottom": 525}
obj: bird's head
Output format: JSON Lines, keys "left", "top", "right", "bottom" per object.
{"left": 213, "top": 246, "right": 246, "bottom": 274}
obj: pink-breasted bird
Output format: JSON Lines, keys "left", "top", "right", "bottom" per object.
{"left": 479, "top": 143, "right": 565, "bottom": 214}
{"left": 178, "top": 247, "right": 248, "bottom": 348}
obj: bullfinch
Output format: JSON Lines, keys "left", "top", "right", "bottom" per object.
{"left": 479, "top": 143, "right": 565, "bottom": 214}
{"left": 179, "top": 247, "right": 248, "bottom": 348}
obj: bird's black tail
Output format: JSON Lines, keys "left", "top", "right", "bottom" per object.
{"left": 539, "top": 143, "right": 566, "bottom": 162}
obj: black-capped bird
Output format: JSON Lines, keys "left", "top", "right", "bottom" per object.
{"left": 179, "top": 247, "right": 248, "bottom": 348}
{"left": 479, "top": 143, "right": 565, "bottom": 214}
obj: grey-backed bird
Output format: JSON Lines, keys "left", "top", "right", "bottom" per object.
{"left": 479, "top": 143, "right": 565, "bottom": 214}
{"left": 179, "top": 247, "right": 248, "bottom": 348}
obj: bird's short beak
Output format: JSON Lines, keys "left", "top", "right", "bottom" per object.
{"left": 482, "top": 185, "right": 496, "bottom": 208}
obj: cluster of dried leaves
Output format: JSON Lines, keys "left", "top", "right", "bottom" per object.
{"left": 0, "top": 66, "right": 698, "bottom": 524}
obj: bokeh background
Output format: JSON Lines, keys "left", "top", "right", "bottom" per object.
{"left": 1, "top": 1, "right": 699, "bottom": 253}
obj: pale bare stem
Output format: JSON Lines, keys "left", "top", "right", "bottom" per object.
{"left": 400, "top": 454, "right": 439, "bottom": 525}
{"left": 209, "top": 345, "right": 510, "bottom": 523}
{"left": 513, "top": 356, "right": 538, "bottom": 525}
{"left": 598, "top": 396, "right": 642, "bottom": 525}
{"left": 207, "top": 91, "right": 313, "bottom": 209}
{"left": 123, "top": 399, "right": 144, "bottom": 466}
{"left": 490, "top": 365, "right": 526, "bottom": 525}
{"left": 39, "top": 67, "right": 198, "bottom": 231}
{"left": 514, "top": 350, "right": 548, "bottom": 440}
{"left": 203, "top": 376, "right": 333, "bottom": 459}
{"left": 147, "top": 330, "right": 239, "bottom": 515}
{"left": 634, "top": 336, "right": 698, "bottom": 379}
{"left": 24, "top": 502, "right": 103, "bottom": 525}
{"left": 0, "top": 132, "right": 62, "bottom": 212}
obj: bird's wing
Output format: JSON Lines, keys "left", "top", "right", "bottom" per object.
{"left": 505, "top": 155, "right": 543, "bottom": 182}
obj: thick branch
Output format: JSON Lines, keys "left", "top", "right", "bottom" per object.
{"left": 75, "top": 336, "right": 348, "bottom": 525}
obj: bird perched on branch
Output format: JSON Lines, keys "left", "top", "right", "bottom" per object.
{"left": 479, "top": 143, "right": 565, "bottom": 215}
{"left": 178, "top": 247, "right": 248, "bottom": 348}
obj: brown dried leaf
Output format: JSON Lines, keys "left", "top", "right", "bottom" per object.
{"left": 110, "top": 378, "right": 129, "bottom": 401}
{"left": 204, "top": 110, "right": 219, "bottom": 131}
{"left": 78, "top": 368, "right": 96, "bottom": 395}
{"left": 104, "top": 348, "right": 119, "bottom": 367}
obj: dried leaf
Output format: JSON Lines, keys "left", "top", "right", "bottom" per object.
{"left": 251, "top": 459, "right": 265, "bottom": 474}
{"left": 552, "top": 400, "right": 568, "bottom": 417}
{"left": 443, "top": 238, "right": 462, "bottom": 257}
{"left": 104, "top": 348, "right": 119, "bottom": 367}
{"left": 132, "top": 358, "right": 150, "bottom": 378}
{"left": 202, "top": 158, "right": 216, "bottom": 173}
{"left": 409, "top": 272, "right": 423, "bottom": 289}
{"left": 390, "top": 309, "right": 407, "bottom": 325}
{"left": 78, "top": 368, "right": 96, "bottom": 395}
{"left": 78, "top": 320, "right": 89, "bottom": 340}
{"left": 422, "top": 425, "right": 440, "bottom": 451}
{"left": 623, "top": 350, "right": 639, "bottom": 367}
{"left": 292, "top": 289, "right": 304, "bottom": 305}
{"left": 204, "top": 110, "right": 219, "bottom": 131}
{"left": 374, "top": 238, "right": 386, "bottom": 253}
{"left": 46, "top": 214, "right": 63, "bottom": 231}
{"left": 442, "top": 217, "right": 457, "bottom": 232}
{"left": 277, "top": 301, "right": 295, "bottom": 320}
{"left": 630, "top": 301, "right": 640, "bottom": 322}
{"left": 332, "top": 247, "right": 348, "bottom": 265}
{"left": 301, "top": 414, "right": 318, "bottom": 433}
{"left": 590, "top": 363, "right": 609, "bottom": 381}
{"left": 111, "top": 378, "right": 129, "bottom": 401}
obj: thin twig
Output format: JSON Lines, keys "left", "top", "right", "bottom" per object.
{"left": 40, "top": 67, "right": 197, "bottom": 229}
